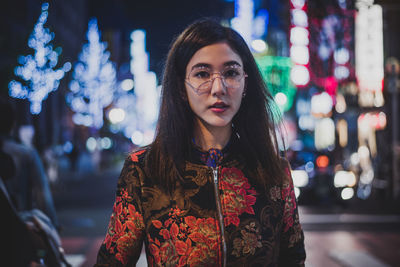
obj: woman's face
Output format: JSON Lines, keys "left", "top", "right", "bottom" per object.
{"left": 184, "top": 42, "right": 246, "bottom": 132}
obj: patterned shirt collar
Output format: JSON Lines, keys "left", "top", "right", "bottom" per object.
{"left": 191, "top": 135, "right": 234, "bottom": 167}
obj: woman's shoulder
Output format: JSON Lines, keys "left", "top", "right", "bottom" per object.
{"left": 125, "top": 145, "right": 152, "bottom": 167}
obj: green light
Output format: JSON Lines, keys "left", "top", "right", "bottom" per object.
{"left": 255, "top": 56, "right": 297, "bottom": 113}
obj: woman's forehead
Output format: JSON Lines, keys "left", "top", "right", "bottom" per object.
{"left": 186, "top": 42, "right": 243, "bottom": 72}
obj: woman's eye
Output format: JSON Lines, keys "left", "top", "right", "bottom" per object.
{"left": 194, "top": 71, "right": 210, "bottom": 79}
{"left": 224, "top": 69, "right": 240, "bottom": 78}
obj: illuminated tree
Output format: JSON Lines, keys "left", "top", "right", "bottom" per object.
{"left": 8, "top": 2, "right": 70, "bottom": 114}
{"left": 67, "top": 18, "right": 116, "bottom": 129}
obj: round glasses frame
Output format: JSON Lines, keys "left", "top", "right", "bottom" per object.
{"left": 185, "top": 70, "right": 248, "bottom": 95}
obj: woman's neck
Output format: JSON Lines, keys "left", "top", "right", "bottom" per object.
{"left": 193, "top": 119, "right": 231, "bottom": 151}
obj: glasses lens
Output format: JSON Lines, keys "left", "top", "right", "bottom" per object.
{"left": 188, "top": 68, "right": 210, "bottom": 92}
{"left": 222, "top": 67, "right": 244, "bottom": 88}
{"left": 196, "top": 81, "right": 213, "bottom": 93}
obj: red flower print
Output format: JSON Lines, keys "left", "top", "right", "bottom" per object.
{"left": 185, "top": 216, "right": 197, "bottom": 228}
{"left": 130, "top": 149, "right": 145, "bottom": 162}
{"left": 152, "top": 220, "right": 162, "bottom": 229}
{"left": 281, "top": 183, "right": 297, "bottom": 232}
{"left": 148, "top": 207, "right": 221, "bottom": 266}
{"left": 116, "top": 234, "right": 136, "bottom": 264}
{"left": 160, "top": 229, "right": 170, "bottom": 240}
{"left": 164, "top": 218, "right": 173, "bottom": 227}
{"left": 178, "top": 256, "right": 188, "bottom": 267}
{"left": 188, "top": 232, "right": 205, "bottom": 243}
{"left": 170, "top": 223, "right": 179, "bottom": 239}
{"left": 175, "top": 240, "right": 187, "bottom": 255}
{"left": 149, "top": 243, "right": 158, "bottom": 255}
{"left": 220, "top": 167, "right": 258, "bottom": 227}
{"left": 102, "top": 188, "right": 144, "bottom": 264}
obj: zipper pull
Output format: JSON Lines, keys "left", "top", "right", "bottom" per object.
{"left": 212, "top": 167, "right": 218, "bottom": 184}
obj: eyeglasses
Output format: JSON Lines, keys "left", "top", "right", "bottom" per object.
{"left": 185, "top": 66, "right": 247, "bottom": 95}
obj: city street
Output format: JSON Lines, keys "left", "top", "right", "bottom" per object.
{"left": 2, "top": 0, "right": 399, "bottom": 266}
{"left": 54, "top": 169, "right": 400, "bottom": 267}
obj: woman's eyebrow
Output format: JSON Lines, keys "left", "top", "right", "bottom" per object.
{"left": 191, "top": 63, "right": 211, "bottom": 70}
{"left": 223, "top": 60, "right": 242, "bottom": 67}
{"left": 191, "top": 61, "right": 242, "bottom": 70}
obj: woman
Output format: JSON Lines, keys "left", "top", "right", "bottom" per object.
{"left": 95, "top": 19, "right": 306, "bottom": 266}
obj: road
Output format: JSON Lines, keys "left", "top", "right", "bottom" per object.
{"left": 53, "top": 169, "right": 400, "bottom": 267}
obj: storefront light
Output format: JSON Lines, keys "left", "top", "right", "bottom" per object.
{"left": 275, "top": 92, "right": 288, "bottom": 107}
{"left": 290, "top": 27, "right": 309, "bottom": 46}
{"left": 290, "top": 65, "right": 309, "bottom": 86}
{"left": 358, "top": 145, "right": 370, "bottom": 159}
{"left": 298, "top": 115, "right": 315, "bottom": 131}
{"left": 337, "top": 119, "right": 348, "bottom": 147}
{"left": 316, "top": 155, "right": 329, "bottom": 168}
{"left": 291, "top": 9, "right": 308, "bottom": 27}
{"left": 290, "top": 45, "right": 309, "bottom": 65}
{"left": 291, "top": 0, "right": 305, "bottom": 9}
{"left": 296, "top": 98, "right": 310, "bottom": 115}
{"left": 86, "top": 137, "right": 97, "bottom": 152}
{"left": 360, "top": 168, "right": 374, "bottom": 184}
{"left": 334, "top": 170, "right": 356, "bottom": 187}
{"left": 316, "top": 132, "right": 335, "bottom": 150}
{"left": 335, "top": 94, "right": 347, "bottom": 113}
{"left": 341, "top": 187, "right": 354, "bottom": 200}
{"left": 305, "top": 161, "right": 314, "bottom": 172}
{"left": 356, "top": 4, "right": 384, "bottom": 92}
{"left": 251, "top": 39, "right": 268, "bottom": 53}
{"left": 311, "top": 92, "right": 333, "bottom": 115}
{"left": 334, "top": 66, "right": 350, "bottom": 80}
{"left": 291, "top": 170, "right": 309, "bottom": 187}
{"left": 334, "top": 48, "right": 350, "bottom": 64}
{"left": 350, "top": 152, "right": 360, "bottom": 165}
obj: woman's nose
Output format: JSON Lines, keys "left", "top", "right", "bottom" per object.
{"left": 210, "top": 75, "right": 227, "bottom": 96}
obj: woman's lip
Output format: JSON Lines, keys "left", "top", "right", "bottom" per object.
{"left": 210, "top": 106, "right": 228, "bottom": 113}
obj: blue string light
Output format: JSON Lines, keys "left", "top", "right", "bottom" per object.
{"left": 9, "top": 2, "right": 70, "bottom": 114}
{"left": 67, "top": 18, "right": 116, "bottom": 129}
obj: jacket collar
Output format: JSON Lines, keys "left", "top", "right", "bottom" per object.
{"left": 188, "top": 133, "right": 242, "bottom": 167}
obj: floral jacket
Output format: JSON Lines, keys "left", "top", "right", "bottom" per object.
{"left": 95, "top": 142, "right": 306, "bottom": 267}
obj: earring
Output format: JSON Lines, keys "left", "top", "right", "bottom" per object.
{"left": 242, "top": 92, "right": 246, "bottom": 98}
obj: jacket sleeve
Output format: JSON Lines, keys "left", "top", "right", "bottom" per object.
{"left": 95, "top": 152, "right": 146, "bottom": 266}
{"left": 278, "top": 166, "right": 306, "bottom": 266}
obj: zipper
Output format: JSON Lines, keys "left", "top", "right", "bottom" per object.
{"left": 212, "top": 167, "right": 227, "bottom": 267}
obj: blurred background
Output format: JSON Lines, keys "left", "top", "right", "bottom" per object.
{"left": 1, "top": 0, "right": 399, "bottom": 266}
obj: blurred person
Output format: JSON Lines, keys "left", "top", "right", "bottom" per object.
{"left": 1, "top": 141, "right": 69, "bottom": 267}
{"left": 0, "top": 153, "right": 36, "bottom": 266}
{"left": 95, "top": 19, "right": 305, "bottom": 266}
{"left": 0, "top": 96, "right": 59, "bottom": 229}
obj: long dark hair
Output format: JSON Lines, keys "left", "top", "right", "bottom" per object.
{"left": 145, "top": 19, "right": 286, "bottom": 193}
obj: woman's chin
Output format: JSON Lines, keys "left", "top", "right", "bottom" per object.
{"left": 203, "top": 118, "right": 232, "bottom": 129}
